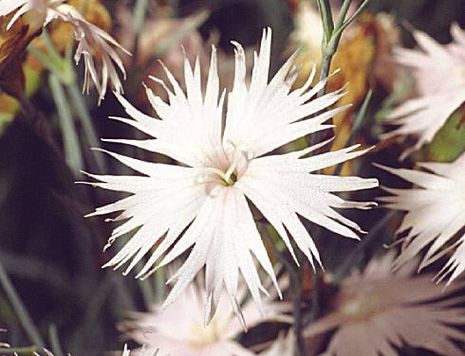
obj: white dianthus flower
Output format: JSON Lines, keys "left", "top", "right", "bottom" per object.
{"left": 87, "top": 28, "right": 378, "bottom": 321}
{"left": 0, "top": 0, "right": 129, "bottom": 103}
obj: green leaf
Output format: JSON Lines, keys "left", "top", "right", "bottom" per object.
{"left": 426, "top": 109, "right": 465, "bottom": 162}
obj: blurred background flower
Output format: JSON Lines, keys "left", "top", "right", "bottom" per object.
{"left": 376, "top": 152, "right": 465, "bottom": 285}
{"left": 304, "top": 253, "right": 465, "bottom": 355}
{"left": 120, "top": 284, "right": 291, "bottom": 355}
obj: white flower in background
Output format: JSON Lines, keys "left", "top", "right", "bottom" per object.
{"left": 384, "top": 24, "right": 465, "bottom": 158}
{"left": 0, "top": 0, "right": 129, "bottom": 102}
{"left": 121, "top": 284, "right": 291, "bottom": 356}
{"left": 376, "top": 152, "right": 465, "bottom": 284}
{"left": 304, "top": 253, "right": 465, "bottom": 356}
{"left": 291, "top": 1, "right": 324, "bottom": 63}
{"left": 86, "top": 28, "right": 378, "bottom": 321}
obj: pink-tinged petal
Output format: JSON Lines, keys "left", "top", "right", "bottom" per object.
{"left": 376, "top": 154, "right": 465, "bottom": 284}
{"left": 304, "top": 253, "right": 465, "bottom": 356}
{"left": 385, "top": 24, "right": 465, "bottom": 156}
{"left": 121, "top": 284, "right": 290, "bottom": 356}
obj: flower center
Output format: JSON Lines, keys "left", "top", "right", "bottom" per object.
{"left": 337, "top": 287, "right": 386, "bottom": 322}
{"left": 189, "top": 318, "right": 222, "bottom": 348}
{"left": 196, "top": 145, "right": 251, "bottom": 190}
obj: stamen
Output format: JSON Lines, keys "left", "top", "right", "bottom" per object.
{"left": 224, "top": 149, "right": 243, "bottom": 185}
{"left": 195, "top": 145, "right": 252, "bottom": 188}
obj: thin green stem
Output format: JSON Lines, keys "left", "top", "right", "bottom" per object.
{"left": 28, "top": 46, "right": 60, "bottom": 74}
{"left": 333, "top": 0, "right": 353, "bottom": 30}
{"left": 49, "top": 74, "right": 83, "bottom": 173}
{"left": 42, "top": 29, "right": 63, "bottom": 63}
{"left": 69, "top": 276, "right": 112, "bottom": 351}
{"left": 138, "top": 269, "right": 155, "bottom": 308}
{"left": 262, "top": 225, "right": 305, "bottom": 356}
{"left": 28, "top": 31, "right": 74, "bottom": 84}
{"left": 292, "top": 271, "right": 305, "bottom": 356}
{"left": 334, "top": 89, "right": 373, "bottom": 176}
{"left": 303, "top": 271, "right": 319, "bottom": 325}
{"left": 133, "top": 0, "right": 149, "bottom": 35}
{"left": 333, "top": 210, "right": 397, "bottom": 283}
{"left": 130, "top": 0, "right": 149, "bottom": 71}
{"left": 49, "top": 324, "right": 64, "bottom": 356}
{"left": 0, "top": 260, "right": 45, "bottom": 348}
{"left": 67, "top": 83, "right": 106, "bottom": 172}
{"left": 317, "top": 0, "right": 371, "bottom": 96}
{"left": 336, "top": 0, "right": 371, "bottom": 36}
{"left": 316, "top": 0, "right": 334, "bottom": 44}
{"left": 154, "top": 267, "right": 166, "bottom": 303}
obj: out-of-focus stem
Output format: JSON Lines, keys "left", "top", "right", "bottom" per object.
{"left": 131, "top": 0, "right": 149, "bottom": 69}
{"left": 49, "top": 74, "right": 83, "bottom": 173}
{"left": 133, "top": 0, "right": 149, "bottom": 35}
{"left": 138, "top": 272, "right": 155, "bottom": 308}
{"left": 333, "top": 210, "right": 397, "bottom": 283}
{"left": 262, "top": 225, "right": 305, "bottom": 356}
{"left": 333, "top": 89, "right": 373, "bottom": 176}
{"left": 49, "top": 324, "right": 64, "bottom": 356}
{"left": 0, "top": 260, "right": 45, "bottom": 348}
{"left": 67, "top": 83, "right": 106, "bottom": 172}
{"left": 154, "top": 267, "right": 166, "bottom": 303}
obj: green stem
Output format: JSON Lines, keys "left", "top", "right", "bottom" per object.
{"left": 41, "top": 29, "right": 63, "bottom": 63}
{"left": 138, "top": 276, "right": 155, "bottom": 308}
{"left": 262, "top": 225, "right": 305, "bottom": 356}
{"left": 49, "top": 74, "right": 83, "bottom": 173}
{"left": 28, "top": 31, "right": 74, "bottom": 84}
{"left": 133, "top": 0, "right": 149, "bottom": 35}
{"left": 154, "top": 267, "right": 165, "bottom": 303}
{"left": 0, "top": 260, "right": 45, "bottom": 348}
{"left": 316, "top": 0, "right": 334, "bottom": 43}
{"left": 333, "top": 89, "right": 373, "bottom": 176}
{"left": 333, "top": 0, "right": 353, "bottom": 30}
{"left": 49, "top": 324, "right": 64, "bottom": 356}
{"left": 130, "top": 0, "right": 149, "bottom": 70}
{"left": 333, "top": 210, "right": 397, "bottom": 283}
{"left": 335, "top": 0, "right": 371, "bottom": 36}
{"left": 67, "top": 83, "right": 106, "bottom": 172}
{"left": 317, "top": 0, "right": 371, "bottom": 96}
{"left": 28, "top": 46, "right": 60, "bottom": 74}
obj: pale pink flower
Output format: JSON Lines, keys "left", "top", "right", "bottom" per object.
{"left": 121, "top": 284, "right": 291, "bottom": 356}
{"left": 376, "top": 152, "right": 465, "bottom": 284}
{"left": 86, "top": 28, "right": 378, "bottom": 320}
{"left": 0, "top": 0, "right": 129, "bottom": 102}
{"left": 384, "top": 24, "right": 465, "bottom": 158}
{"left": 304, "top": 253, "right": 465, "bottom": 356}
